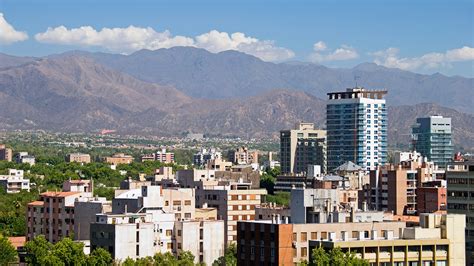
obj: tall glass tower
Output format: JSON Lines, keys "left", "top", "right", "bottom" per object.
{"left": 411, "top": 116, "right": 453, "bottom": 168}
{"left": 326, "top": 87, "right": 388, "bottom": 172}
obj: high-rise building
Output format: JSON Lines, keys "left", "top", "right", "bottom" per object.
{"left": 447, "top": 160, "right": 474, "bottom": 264}
{"left": 326, "top": 87, "right": 388, "bottom": 172}
{"left": 280, "top": 122, "right": 326, "bottom": 174}
{"left": 412, "top": 116, "right": 453, "bottom": 168}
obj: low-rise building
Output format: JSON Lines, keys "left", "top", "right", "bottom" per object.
{"left": 15, "top": 152, "right": 35, "bottom": 166}
{"left": 0, "top": 169, "right": 30, "bottom": 193}
{"left": 255, "top": 203, "right": 291, "bottom": 223}
{"left": 237, "top": 220, "right": 407, "bottom": 265}
{"left": 193, "top": 148, "right": 222, "bottom": 167}
{"left": 105, "top": 153, "right": 134, "bottom": 165}
{"left": 309, "top": 213, "right": 465, "bottom": 266}
{"left": 66, "top": 153, "right": 91, "bottom": 164}
{"left": 228, "top": 146, "right": 258, "bottom": 165}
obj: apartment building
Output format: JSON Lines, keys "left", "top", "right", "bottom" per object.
{"left": 66, "top": 153, "right": 91, "bottom": 164}
{"left": 104, "top": 153, "right": 134, "bottom": 165}
{"left": 446, "top": 160, "right": 474, "bottom": 264}
{"left": 15, "top": 152, "right": 35, "bottom": 166}
{"left": 162, "top": 188, "right": 196, "bottom": 221}
{"left": 280, "top": 122, "right": 327, "bottom": 174}
{"left": 237, "top": 219, "right": 406, "bottom": 265}
{"left": 228, "top": 146, "right": 258, "bottom": 165}
{"left": 326, "top": 87, "right": 388, "bottom": 172}
{"left": 193, "top": 148, "right": 222, "bottom": 167}
{"left": 0, "top": 144, "right": 13, "bottom": 161}
{"left": 156, "top": 148, "right": 175, "bottom": 164}
{"left": 196, "top": 181, "right": 266, "bottom": 244}
{"left": 73, "top": 197, "right": 111, "bottom": 241}
{"left": 417, "top": 186, "right": 447, "bottom": 214}
{"left": 412, "top": 116, "right": 453, "bottom": 168}
{"left": 174, "top": 219, "right": 225, "bottom": 266}
{"left": 363, "top": 156, "right": 444, "bottom": 216}
{"left": 0, "top": 169, "right": 30, "bottom": 193}
{"left": 309, "top": 213, "right": 465, "bottom": 266}
{"left": 26, "top": 180, "right": 93, "bottom": 242}
{"left": 255, "top": 203, "right": 291, "bottom": 223}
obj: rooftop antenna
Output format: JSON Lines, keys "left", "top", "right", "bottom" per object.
{"left": 354, "top": 75, "right": 361, "bottom": 88}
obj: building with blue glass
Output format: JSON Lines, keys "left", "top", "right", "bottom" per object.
{"left": 326, "top": 87, "right": 388, "bottom": 172}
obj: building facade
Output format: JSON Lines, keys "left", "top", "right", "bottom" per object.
{"left": 66, "top": 153, "right": 91, "bottom": 164}
{"left": 280, "top": 122, "right": 327, "bottom": 174}
{"left": 326, "top": 87, "right": 388, "bottom": 172}
{"left": 0, "top": 144, "right": 13, "bottom": 161}
{"left": 446, "top": 160, "right": 474, "bottom": 264}
{"left": 0, "top": 169, "right": 30, "bottom": 193}
{"left": 105, "top": 153, "right": 134, "bottom": 165}
{"left": 228, "top": 146, "right": 258, "bottom": 165}
{"left": 412, "top": 116, "right": 453, "bottom": 168}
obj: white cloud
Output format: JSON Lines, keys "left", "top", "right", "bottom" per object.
{"left": 313, "top": 41, "right": 327, "bottom": 51}
{"left": 35, "top": 26, "right": 294, "bottom": 62}
{"left": 371, "top": 46, "right": 474, "bottom": 70}
{"left": 309, "top": 42, "right": 359, "bottom": 63}
{"left": 0, "top": 13, "right": 28, "bottom": 44}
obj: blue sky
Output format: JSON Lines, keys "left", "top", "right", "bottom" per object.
{"left": 1, "top": 0, "right": 473, "bottom": 77}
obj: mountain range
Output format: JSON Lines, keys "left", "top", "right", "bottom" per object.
{"left": 0, "top": 48, "right": 473, "bottom": 150}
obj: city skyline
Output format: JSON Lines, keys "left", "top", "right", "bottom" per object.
{"left": 1, "top": 0, "right": 473, "bottom": 77}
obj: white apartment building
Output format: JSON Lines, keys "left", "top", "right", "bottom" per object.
{"left": 0, "top": 169, "right": 30, "bottom": 193}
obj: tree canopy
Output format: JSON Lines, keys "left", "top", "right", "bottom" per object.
{"left": 310, "top": 247, "right": 369, "bottom": 266}
{"left": 0, "top": 235, "right": 17, "bottom": 265}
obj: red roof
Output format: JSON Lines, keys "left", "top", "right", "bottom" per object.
{"left": 8, "top": 236, "right": 26, "bottom": 249}
{"left": 28, "top": 201, "right": 44, "bottom": 206}
{"left": 40, "top": 191, "right": 80, "bottom": 197}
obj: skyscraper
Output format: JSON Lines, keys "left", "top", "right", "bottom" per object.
{"left": 412, "top": 116, "right": 453, "bottom": 168}
{"left": 326, "top": 87, "right": 388, "bottom": 172}
{"left": 280, "top": 122, "right": 326, "bottom": 174}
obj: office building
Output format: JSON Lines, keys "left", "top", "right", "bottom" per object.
{"left": 0, "top": 169, "right": 30, "bottom": 193}
{"left": 446, "top": 160, "right": 474, "bottom": 264}
{"left": 280, "top": 122, "right": 326, "bottom": 174}
{"left": 412, "top": 116, "right": 453, "bottom": 168}
{"left": 326, "top": 87, "right": 388, "bottom": 172}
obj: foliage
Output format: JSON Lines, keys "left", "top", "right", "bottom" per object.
{"left": 212, "top": 243, "right": 237, "bottom": 266}
{"left": 310, "top": 247, "right": 369, "bottom": 266}
{"left": 25, "top": 236, "right": 114, "bottom": 266}
{"left": 265, "top": 192, "right": 290, "bottom": 206}
{"left": 0, "top": 189, "right": 39, "bottom": 236}
{"left": 0, "top": 235, "right": 17, "bottom": 265}
{"left": 87, "top": 248, "right": 113, "bottom": 266}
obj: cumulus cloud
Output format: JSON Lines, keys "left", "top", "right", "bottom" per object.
{"left": 371, "top": 46, "right": 474, "bottom": 70}
{"left": 35, "top": 25, "right": 294, "bottom": 61}
{"left": 309, "top": 42, "right": 359, "bottom": 63}
{"left": 0, "top": 13, "right": 28, "bottom": 44}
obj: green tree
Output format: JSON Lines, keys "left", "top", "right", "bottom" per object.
{"left": 153, "top": 252, "right": 178, "bottom": 265}
{"left": 0, "top": 235, "right": 17, "bottom": 265}
{"left": 177, "top": 251, "right": 195, "bottom": 265}
{"left": 310, "top": 247, "right": 369, "bottom": 266}
{"left": 24, "top": 235, "right": 53, "bottom": 265}
{"left": 213, "top": 243, "right": 237, "bottom": 266}
{"left": 87, "top": 248, "right": 113, "bottom": 266}
{"left": 52, "top": 237, "right": 87, "bottom": 265}
{"left": 260, "top": 173, "right": 276, "bottom": 194}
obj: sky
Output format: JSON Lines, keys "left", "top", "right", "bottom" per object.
{"left": 0, "top": 0, "right": 473, "bottom": 77}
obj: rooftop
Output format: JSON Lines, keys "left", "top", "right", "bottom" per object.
{"left": 40, "top": 191, "right": 81, "bottom": 197}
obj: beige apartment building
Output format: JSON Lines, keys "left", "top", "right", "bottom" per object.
{"left": 196, "top": 181, "right": 266, "bottom": 244}
{"left": 280, "top": 122, "right": 327, "bottom": 174}
{"left": 105, "top": 153, "right": 134, "bottom": 165}
{"left": 66, "top": 153, "right": 91, "bottom": 164}
{"left": 0, "top": 144, "right": 13, "bottom": 161}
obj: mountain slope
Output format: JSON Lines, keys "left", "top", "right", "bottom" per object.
{"left": 75, "top": 47, "right": 474, "bottom": 114}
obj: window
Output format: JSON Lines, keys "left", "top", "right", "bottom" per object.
{"left": 165, "top": 201, "right": 169, "bottom": 206}
{"left": 184, "top": 200, "right": 191, "bottom": 206}
{"left": 311, "top": 232, "right": 317, "bottom": 239}
{"left": 293, "top": 233, "right": 297, "bottom": 241}
{"left": 301, "top": 232, "right": 307, "bottom": 242}
{"left": 173, "top": 200, "right": 181, "bottom": 206}
{"left": 166, "top": 229, "right": 172, "bottom": 236}
{"left": 301, "top": 247, "right": 307, "bottom": 257}
{"left": 167, "top": 242, "right": 172, "bottom": 250}
{"left": 178, "top": 230, "right": 182, "bottom": 236}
